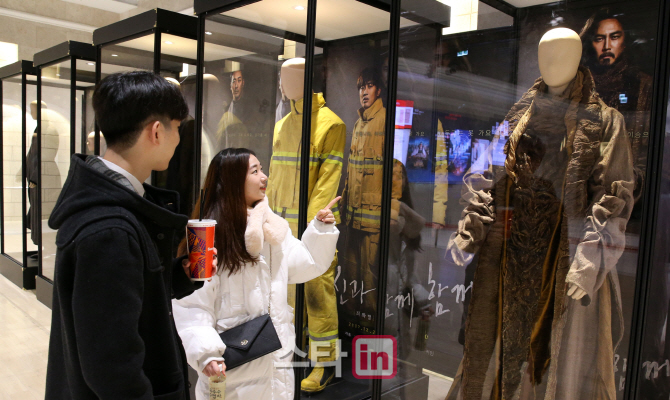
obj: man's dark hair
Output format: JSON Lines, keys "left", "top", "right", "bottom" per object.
{"left": 92, "top": 71, "right": 189, "bottom": 150}
{"left": 579, "top": 8, "right": 628, "bottom": 66}
{"left": 357, "top": 67, "right": 384, "bottom": 90}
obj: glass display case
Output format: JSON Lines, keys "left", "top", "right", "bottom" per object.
{"left": 92, "top": 8, "right": 198, "bottom": 215}
{"left": 191, "top": 0, "right": 667, "bottom": 399}
{"left": 33, "top": 41, "right": 96, "bottom": 307}
{"left": 0, "top": 60, "right": 38, "bottom": 289}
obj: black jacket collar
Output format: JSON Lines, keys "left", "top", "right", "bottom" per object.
{"left": 49, "top": 154, "right": 188, "bottom": 232}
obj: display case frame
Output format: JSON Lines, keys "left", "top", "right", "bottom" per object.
{"left": 92, "top": 7, "right": 198, "bottom": 162}
{"left": 191, "top": 0, "right": 670, "bottom": 399}
{"left": 192, "top": 1, "right": 461, "bottom": 398}
{"left": 0, "top": 60, "right": 38, "bottom": 290}
{"left": 33, "top": 40, "right": 96, "bottom": 307}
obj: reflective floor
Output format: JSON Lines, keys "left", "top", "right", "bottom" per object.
{"left": 0, "top": 274, "right": 50, "bottom": 400}
{"left": 0, "top": 271, "right": 452, "bottom": 400}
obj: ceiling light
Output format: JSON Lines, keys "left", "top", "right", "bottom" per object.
{"left": 164, "top": 41, "right": 173, "bottom": 45}
{"left": 294, "top": 5, "right": 305, "bottom": 10}
{"left": 111, "top": 54, "right": 118, "bottom": 57}
{"left": 87, "top": 62, "right": 94, "bottom": 65}
{"left": 205, "top": 31, "right": 212, "bottom": 35}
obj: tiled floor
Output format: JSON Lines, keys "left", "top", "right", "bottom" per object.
{"left": 0, "top": 273, "right": 452, "bottom": 400}
{"left": 0, "top": 274, "right": 50, "bottom": 400}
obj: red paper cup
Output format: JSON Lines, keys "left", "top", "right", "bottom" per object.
{"left": 186, "top": 219, "right": 217, "bottom": 281}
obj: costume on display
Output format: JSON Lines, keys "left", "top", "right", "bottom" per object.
{"left": 173, "top": 197, "right": 339, "bottom": 400}
{"left": 166, "top": 115, "right": 196, "bottom": 217}
{"left": 26, "top": 127, "right": 39, "bottom": 244}
{"left": 444, "top": 64, "right": 634, "bottom": 399}
{"left": 266, "top": 58, "right": 346, "bottom": 392}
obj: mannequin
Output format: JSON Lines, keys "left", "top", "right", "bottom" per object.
{"left": 265, "top": 57, "right": 346, "bottom": 394}
{"left": 280, "top": 58, "right": 305, "bottom": 101}
{"left": 25, "top": 101, "right": 47, "bottom": 244}
{"left": 86, "top": 131, "right": 107, "bottom": 155}
{"left": 537, "top": 28, "right": 586, "bottom": 301}
{"left": 445, "top": 28, "right": 634, "bottom": 400}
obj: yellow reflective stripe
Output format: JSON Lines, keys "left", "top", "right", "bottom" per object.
{"left": 271, "top": 160, "right": 300, "bottom": 166}
{"left": 347, "top": 207, "right": 381, "bottom": 224}
{"left": 309, "top": 329, "right": 338, "bottom": 338}
{"left": 348, "top": 164, "right": 383, "bottom": 170}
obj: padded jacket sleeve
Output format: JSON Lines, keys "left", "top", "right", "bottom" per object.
{"left": 172, "top": 277, "right": 227, "bottom": 373}
{"left": 286, "top": 218, "right": 340, "bottom": 284}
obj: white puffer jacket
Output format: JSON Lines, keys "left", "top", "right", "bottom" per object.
{"left": 172, "top": 197, "right": 339, "bottom": 400}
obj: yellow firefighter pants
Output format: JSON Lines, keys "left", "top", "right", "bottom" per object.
{"left": 306, "top": 255, "right": 339, "bottom": 362}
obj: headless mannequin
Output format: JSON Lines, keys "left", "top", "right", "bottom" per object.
{"left": 280, "top": 58, "right": 305, "bottom": 101}
{"left": 537, "top": 28, "right": 586, "bottom": 300}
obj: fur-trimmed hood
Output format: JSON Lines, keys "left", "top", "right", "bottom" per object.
{"left": 245, "top": 196, "right": 290, "bottom": 257}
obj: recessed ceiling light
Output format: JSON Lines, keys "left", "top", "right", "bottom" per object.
{"left": 164, "top": 41, "right": 173, "bottom": 45}
{"left": 294, "top": 5, "right": 305, "bottom": 10}
{"left": 205, "top": 31, "right": 212, "bottom": 35}
{"left": 87, "top": 62, "right": 94, "bottom": 66}
{"left": 111, "top": 54, "right": 118, "bottom": 57}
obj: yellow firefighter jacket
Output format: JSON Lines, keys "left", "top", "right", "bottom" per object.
{"left": 342, "top": 98, "right": 403, "bottom": 232}
{"left": 266, "top": 92, "right": 346, "bottom": 235}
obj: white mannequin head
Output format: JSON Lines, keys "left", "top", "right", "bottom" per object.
{"left": 538, "top": 28, "right": 582, "bottom": 95}
{"left": 30, "top": 100, "right": 47, "bottom": 120}
{"left": 280, "top": 58, "right": 305, "bottom": 101}
{"left": 165, "top": 77, "right": 180, "bottom": 87}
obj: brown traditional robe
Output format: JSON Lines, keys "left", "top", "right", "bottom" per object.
{"left": 445, "top": 67, "right": 634, "bottom": 400}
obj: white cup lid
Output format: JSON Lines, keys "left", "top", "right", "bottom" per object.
{"left": 187, "top": 219, "right": 217, "bottom": 227}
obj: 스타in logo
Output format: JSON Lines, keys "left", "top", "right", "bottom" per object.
{"left": 352, "top": 335, "right": 397, "bottom": 379}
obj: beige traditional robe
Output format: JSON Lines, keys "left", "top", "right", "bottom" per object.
{"left": 445, "top": 67, "right": 634, "bottom": 400}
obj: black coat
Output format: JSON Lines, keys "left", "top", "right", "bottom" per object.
{"left": 46, "top": 154, "right": 200, "bottom": 400}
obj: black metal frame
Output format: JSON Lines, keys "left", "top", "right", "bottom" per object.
{"left": 32, "top": 41, "right": 97, "bottom": 306}
{"left": 191, "top": 0, "right": 670, "bottom": 398}
{"left": 91, "top": 8, "right": 198, "bottom": 156}
{"left": 0, "top": 60, "right": 37, "bottom": 289}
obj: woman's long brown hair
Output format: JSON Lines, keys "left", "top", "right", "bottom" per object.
{"left": 179, "top": 148, "right": 258, "bottom": 275}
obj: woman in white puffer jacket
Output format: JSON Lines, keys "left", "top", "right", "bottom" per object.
{"left": 172, "top": 148, "right": 339, "bottom": 400}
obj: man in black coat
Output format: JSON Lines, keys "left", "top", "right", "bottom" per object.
{"left": 46, "top": 71, "right": 212, "bottom": 399}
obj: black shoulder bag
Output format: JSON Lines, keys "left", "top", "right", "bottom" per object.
{"left": 219, "top": 247, "right": 282, "bottom": 370}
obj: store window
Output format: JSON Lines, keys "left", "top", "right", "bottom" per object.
{"left": 200, "top": 1, "right": 308, "bottom": 343}
{"left": 2, "top": 72, "right": 38, "bottom": 265}
{"left": 384, "top": 0, "right": 659, "bottom": 399}
{"left": 38, "top": 56, "right": 95, "bottom": 283}
{"left": 155, "top": 35, "right": 199, "bottom": 217}
{"left": 636, "top": 33, "right": 670, "bottom": 400}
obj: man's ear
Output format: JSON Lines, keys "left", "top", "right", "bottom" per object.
{"left": 376, "top": 88, "right": 382, "bottom": 97}
{"left": 148, "top": 120, "right": 161, "bottom": 144}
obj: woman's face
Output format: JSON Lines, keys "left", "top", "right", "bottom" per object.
{"left": 245, "top": 154, "right": 267, "bottom": 207}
